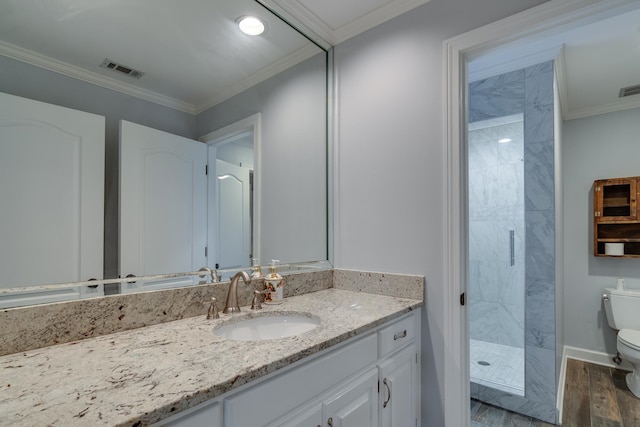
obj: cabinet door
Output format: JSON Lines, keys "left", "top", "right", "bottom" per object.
{"left": 378, "top": 344, "right": 417, "bottom": 427}
{"left": 323, "top": 368, "right": 379, "bottom": 427}
{"left": 266, "top": 401, "right": 322, "bottom": 427}
{"left": 594, "top": 178, "right": 637, "bottom": 222}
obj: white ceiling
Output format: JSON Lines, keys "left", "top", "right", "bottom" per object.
{"left": 1, "top": 0, "right": 638, "bottom": 120}
{"left": 0, "top": 0, "right": 320, "bottom": 114}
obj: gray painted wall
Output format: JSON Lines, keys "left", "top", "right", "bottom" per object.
{"left": 563, "top": 107, "right": 640, "bottom": 355}
{"left": 197, "top": 52, "right": 328, "bottom": 265}
{"left": 332, "top": 0, "right": 550, "bottom": 424}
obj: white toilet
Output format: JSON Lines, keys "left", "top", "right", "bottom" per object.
{"left": 603, "top": 287, "right": 640, "bottom": 397}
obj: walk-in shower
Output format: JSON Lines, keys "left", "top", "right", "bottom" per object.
{"left": 466, "top": 61, "right": 558, "bottom": 423}
{"left": 468, "top": 114, "right": 525, "bottom": 396}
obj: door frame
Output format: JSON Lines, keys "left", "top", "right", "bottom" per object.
{"left": 200, "top": 113, "right": 262, "bottom": 270}
{"left": 442, "top": 0, "right": 635, "bottom": 425}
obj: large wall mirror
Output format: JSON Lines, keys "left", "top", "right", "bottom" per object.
{"left": 0, "top": 0, "right": 330, "bottom": 307}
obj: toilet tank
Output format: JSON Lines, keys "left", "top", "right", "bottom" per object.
{"left": 603, "top": 287, "right": 640, "bottom": 330}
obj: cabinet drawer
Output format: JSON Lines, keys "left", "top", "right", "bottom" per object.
{"left": 378, "top": 313, "right": 415, "bottom": 358}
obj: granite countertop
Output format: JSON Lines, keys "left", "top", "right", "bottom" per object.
{"left": 0, "top": 289, "right": 422, "bottom": 426}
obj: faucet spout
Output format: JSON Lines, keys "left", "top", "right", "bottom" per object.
{"left": 223, "top": 271, "right": 251, "bottom": 314}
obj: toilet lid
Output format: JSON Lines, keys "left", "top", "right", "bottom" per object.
{"left": 619, "top": 329, "right": 640, "bottom": 350}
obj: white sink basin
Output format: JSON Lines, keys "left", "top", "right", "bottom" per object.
{"left": 214, "top": 312, "right": 321, "bottom": 341}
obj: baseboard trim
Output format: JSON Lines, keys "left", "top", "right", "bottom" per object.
{"left": 563, "top": 345, "right": 633, "bottom": 371}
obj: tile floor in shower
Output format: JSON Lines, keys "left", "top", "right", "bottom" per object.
{"left": 470, "top": 339, "right": 525, "bottom": 396}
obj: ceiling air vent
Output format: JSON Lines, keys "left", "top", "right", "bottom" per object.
{"left": 99, "top": 58, "right": 145, "bottom": 80}
{"left": 619, "top": 84, "right": 640, "bottom": 98}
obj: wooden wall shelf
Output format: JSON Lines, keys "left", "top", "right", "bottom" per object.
{"left": 594, "top": 177, "right": 640, "bottom": 258}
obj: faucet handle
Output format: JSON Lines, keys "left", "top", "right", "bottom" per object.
{"left": 251, "top": 289, "right": 270, "bottom": 310}
{"left": 206, "top": 297, "right": 219, "bottom": 319}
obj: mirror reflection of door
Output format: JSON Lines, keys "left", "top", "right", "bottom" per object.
{"left": 120, "top": 115, "right": 260, "bottom": 289}
{"left": 215, "top": 159, "right": 252, "bottom": 269}
{"left": 119, "top": 120, "right": 207, "bottom": 292}
{"left": 202, "top": 114, "right": 261, "bottom": 274}
{"left": 0, "top": 92, "right": 105, "bottom": 307}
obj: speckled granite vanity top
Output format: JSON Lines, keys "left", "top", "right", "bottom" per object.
{"left": 1, "top": 289, "right": 422, "bottom": 426}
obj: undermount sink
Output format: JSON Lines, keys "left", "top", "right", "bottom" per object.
{"left": 213, "top": 312, "right": 321, "bottom": 341}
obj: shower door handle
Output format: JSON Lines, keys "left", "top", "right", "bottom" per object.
{"left": 510, "top": 230, "right": 515, "bottom": 266}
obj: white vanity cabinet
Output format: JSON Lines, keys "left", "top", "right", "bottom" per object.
{"left": 377, "top": 313, "right": 419, "bottom": 427}
{"left": 379, "top": 344, "right": 417, "bottom": 427}
{"left": 267, "top": 367, "right": 379, "bottom": 427}
{"left": 322, "top": 368, "right": 380, "bottom": 427}
{"left": 154, "top": 311, "right": 420, "bottom": 427}
{"left": 224, "top": 332, "right": 379, "bottom": 426}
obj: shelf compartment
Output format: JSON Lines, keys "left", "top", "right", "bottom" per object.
{"left": 596, "top": 238, "right": 640, "bottom": 243}
{"left": 596, "top": 223, "right": 640, "bottom": 240}
{"left": 595, "top": 242, "right": 640, "bottom": 257}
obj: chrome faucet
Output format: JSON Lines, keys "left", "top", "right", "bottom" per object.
{"left": 198, "top": 266, "right": 219, "bottom": 284}
{"left": 223, "top": 271, "right": 251, "bottom": 314}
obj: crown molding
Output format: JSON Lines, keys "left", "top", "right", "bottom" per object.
{"left": 1, "top": 40, "right": 321, "bottom": 116}
{"left": 0, "top": 41, "right": 197, "bottom": 114}
{"left": 564, "top": 94, "right": 640, "bottom": 120}
{"left": 268, "top": 0, "right": 430, "bottom": 45}
{"left": 332, "top": 0, "right": 430, "bottom": 44}
{"left": 194, "top": 44, "right": 321, "bottom": 114}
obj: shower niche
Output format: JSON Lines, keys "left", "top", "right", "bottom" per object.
{"left": 594, "top": 176, "right": 640, "bottom": 257}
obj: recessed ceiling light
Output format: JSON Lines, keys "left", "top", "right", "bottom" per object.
{"left": 498, "top": 138, "right": 511, "bottom": 144}
{"left": 237, "top": 16, "right": 265, "bottom": 36}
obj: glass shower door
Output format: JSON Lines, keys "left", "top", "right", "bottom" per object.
{"left": 468, "top": 114, "right": 525, "bottom": 397}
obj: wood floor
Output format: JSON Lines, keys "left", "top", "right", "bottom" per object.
{"left": 562, "top": 359, "right": 640, "bottom": 427}
{"left": 470, "top": 359, "right": 640, "bottom": 426}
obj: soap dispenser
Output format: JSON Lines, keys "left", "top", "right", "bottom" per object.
{"left": 264, "top": 259, "right": 283, "bottom": 305}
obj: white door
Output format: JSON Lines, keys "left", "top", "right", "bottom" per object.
{"left": 119, "top": 120, "right": 207, "bottom": 292}
{"left": 323, "top": 369, "right": 379, "bottom": 427}
{"left": 214, "top": 159, "right": 251, "bottom": 269}
{"left": 0, "top": 92, "right": 104, "bottom": 306}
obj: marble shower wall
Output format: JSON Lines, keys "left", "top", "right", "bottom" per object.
{"left": 468, "top": 114, "right": 525, "bottom": 348}
{"left": 468, "top": 60, "right": 557, "bottom": 423}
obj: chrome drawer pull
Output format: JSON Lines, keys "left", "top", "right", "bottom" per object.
{"left": 383, "top": 378, "right": 391, "bottom": 408}
{"left": 328, "top": 417, "right": 333, "bottom": 426}
{"left": 393, "top": 329, "right": 407, "bottom": 340}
